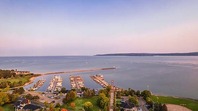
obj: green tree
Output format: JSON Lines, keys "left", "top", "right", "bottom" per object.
{"left": 0, "top": 92, "right": 9, "bottom": 105}
{"left": 83, "top": 101, "right": 93, "bottom": 111}
{"left": 13, "top": 87, "right": 25, "bottom": 94}
{"left": 61, "top": 87, "right": 67, "bottom": 93}
{"left": 136, "top": 90, "right": 141, "bottom": 97}
{"left": 141, "top": 90, "right": 151, "bottom": 100}
{"left": 128, "top": 95, "right": 138, "bottom": 106}
{"left": 55, "top": 103, "right": 61, "bottom": 108}
{"left": 97, "top": 93, "right": 109, "bottom": 110}
{"left": 62, "top": 90, "right": 76, "bottom": 104}
{"left": 25, "top": 94, "right": 33, "bottom": 100}
{"left": 8, "top": 93, "right": 19, "bottom": 103}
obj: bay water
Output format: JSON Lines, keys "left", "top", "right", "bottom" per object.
{"left": 0, "top": 56, "right": 198, "bottom": 99}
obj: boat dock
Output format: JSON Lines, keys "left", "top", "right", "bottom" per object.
{"left": 47, "top": 75, "right": 63, "bottom": 93}
{"left": 30, "top": 79, "right": 45, "bottom": 91}
{"left": 90, "top": 74, "right": 122, "bottom": 91}
{"left": 70, "top": 75, "right": 85, "bottom": 90}
{"left": 90, "top": 74, "right": 109, "bottom": 88}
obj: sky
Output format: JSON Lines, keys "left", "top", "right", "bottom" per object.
{"left": 0, "top": 0, "right": 198, "bottom": 56}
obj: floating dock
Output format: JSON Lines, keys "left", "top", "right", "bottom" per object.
{"left": 90, "top": 74, "right": 122, "bottom": 91}
{"left": 47, "top": 75, "right": 63, "bottom": 93}
{"left": 70, "top": 75, "right": 85, "bottom": 90}
{"left": 90, "top": 74, "right": 109, "bottom": 88}
{"left": 30, "top": 79, "right": 45, "bottom": 91}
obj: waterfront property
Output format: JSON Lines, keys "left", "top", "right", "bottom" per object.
{"left": 69, "top": 75, "right": 85, "bottom": 90}
{"left": 47, "top": 75, "right": 63, "bottom": 93}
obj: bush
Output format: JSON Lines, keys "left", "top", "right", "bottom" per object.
{"left": 83, "top": 101, "right": 93, "bottom": 111}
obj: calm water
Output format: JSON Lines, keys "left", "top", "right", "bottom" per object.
{"left": 0, "top": 56, "right": 198, "bottom": 99}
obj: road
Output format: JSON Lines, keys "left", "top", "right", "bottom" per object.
{"left": 109, "top": 87, "right": 115, "bottom": 111}
{"left": 138, "top": 97, "right": 149, "bottom": 111}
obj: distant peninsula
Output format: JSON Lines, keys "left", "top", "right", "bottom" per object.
{"left": 95, "top": 52, "right": 198, "bottom": 56}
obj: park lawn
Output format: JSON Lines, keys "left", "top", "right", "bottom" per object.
{"left": 151, "top": 95, "right": 198, "bottom": 111}
{"left": 62, "top": 96, "right": 101, "bottom": 111}
{"left": 0, "top": 75, "right": 33, "bottom": 84}
{"left": 1, "top": 104, "right": 15, "bottom": 111}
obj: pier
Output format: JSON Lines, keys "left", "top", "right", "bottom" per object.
{"left": 90, "top": 74, "right": 122, "bottom": 91}
{"left": 47, "top": 76, "right": 63, "bottom": 93}
{"left": 30, "top": 79, "right": 45, "bottom": 91}
{"left": 70, "top": 75, "right": 85, "bottom": 90}
{"left": 90, "top": 75, "right": 109, "bottom": 88}
{"left": 44, "top": 67, "right": 116, "bottom": 75}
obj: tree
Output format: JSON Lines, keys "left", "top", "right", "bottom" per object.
{"left": 63, "top": 91, "right": 76, "bottom": 104}
{"left": 8, "top": 93, "right": 19, "bottom": 103}
{"left": 13, "top": 87, "right": 25, "bottom": 94}
{"left": 33, "top": 95, "right": 40, "bottom": 100}
{"left": 97, "top": 93, "right": 109, "bottom": 110}
{"left": 61, "top": 87, "right": 67, "bottom": 93}
{"left": 146, "top": 97, "right": 153, "bottom": 106}
{"left": 83, "top": 88, "right": 95, "bottom": 98}
{"left": 55, "top": 103, "right": 61, "bottom": 108}
{"left": 83, "top": 101, "right": 93, "bottom": 111}
{"left": 25, "top": 94, "right": 33, "bottom": 100}
{"left": 70, "top": 102, "right": 75, "bottom": 109}
{"left": 128, "top": 95, "right": 138, "bottom": 106}
{"left": 0, "top": 92, "right": 9, "bottom": 105}
{"left": 136, "top": 90, "right": 141, "bottom": 97}
{"left": 141, "top": 90, "right": 151, "bottom": 100}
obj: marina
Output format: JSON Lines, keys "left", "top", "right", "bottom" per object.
{"left": 69, "top": 75, "right": 85, "bottom": 90}
{"left": 47, "top": 75, "right": 63, "bottom": 93}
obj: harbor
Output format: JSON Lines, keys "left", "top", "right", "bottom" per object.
{"left": 47, "top": 75, "right": 63, "bottom": 93}
{"left": 69, "top": 75, "right": 85, "bottom": 90}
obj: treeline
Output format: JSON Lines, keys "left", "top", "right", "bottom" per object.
{"left": 0, "top": 87, "right": 25, "bottom": 106}
{"left": 116, "top": 88, "right": 167, "bottom": 111}
{"left": 0, "top": 81, "right": 23, "bottom": 88}
{"left": 0, "top": 69, "right": 16, "bottom": 78}
{"left": 0, "top": 74, "right": 35, "bottom": 88}
{"left": 0, "top": 69, "right": 38, "bottom": 88}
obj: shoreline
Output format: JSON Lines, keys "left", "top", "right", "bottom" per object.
{"left": 23, "top": 76, "right": 37, "bottom": 87}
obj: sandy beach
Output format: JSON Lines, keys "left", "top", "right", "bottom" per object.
{"left": 166, "top": 104, "right": 192, "bottom": 111}
{"left": 24, "top": 76, "right": 37, "bottom": 86}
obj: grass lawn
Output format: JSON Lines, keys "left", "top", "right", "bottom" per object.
{"left": 62, "top": 96, "right": 101, "bottom": 111}
{"left": 151, "top": 95, "right": 198, "bottom": 111}
{"left": 1, "top": 104, "right": 15, "bottom": 111}
{"left": 0, "top": 75, "right": 32, "bottom": 84}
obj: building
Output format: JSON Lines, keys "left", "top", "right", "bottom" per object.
{"left": 120, "top": 96, "right": 137, "bottom": 111}
{"left": 14, "top": 98, "right": 42, "bottom": 111}
{"left": 13, "top": 69, "right": 31, "bottom": 75}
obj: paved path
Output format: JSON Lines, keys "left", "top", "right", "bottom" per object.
{"left": 138, "top": 97, "right": 149, "bottom": 111}
{"left": 109, "top": 87, "right": 115, "bottom": 111}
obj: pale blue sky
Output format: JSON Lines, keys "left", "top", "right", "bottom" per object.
{"left": 0, "top": 0, "right": 198, "bottom": 56}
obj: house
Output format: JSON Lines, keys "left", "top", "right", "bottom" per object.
{"left": 23, "top": 104, "right": 41, "bottom": 111}
{"left": 120, "top": 96, "right": 137, "bottom": 111}
{"left": 14, "top": 98, "right": 42, "bottom": 111}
